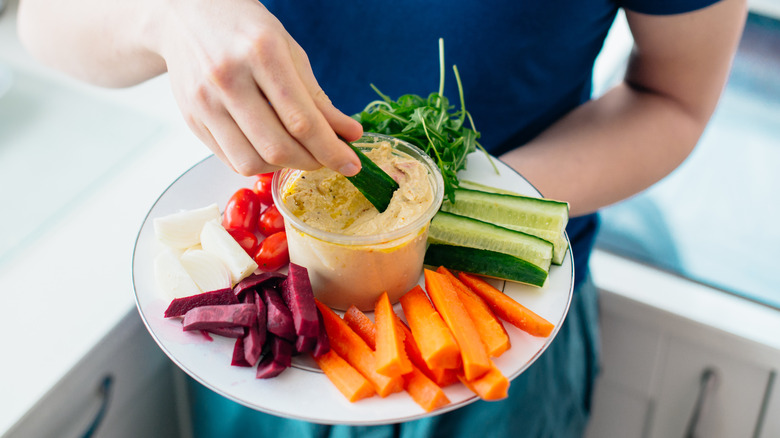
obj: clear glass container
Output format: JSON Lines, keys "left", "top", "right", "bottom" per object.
{"left": 272, "top": 133, "right": 444, "bottom": 311}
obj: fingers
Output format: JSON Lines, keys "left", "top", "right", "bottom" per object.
{"left": 245, "top": 35, "right": 362, "bottom": 176}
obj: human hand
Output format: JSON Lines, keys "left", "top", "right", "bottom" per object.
{"left": 152, "top": 0, "right": 363, "bottom": 176}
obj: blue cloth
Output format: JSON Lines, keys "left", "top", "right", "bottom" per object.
{"left": 186, "top": 1, "right": 720, "bottom": 436}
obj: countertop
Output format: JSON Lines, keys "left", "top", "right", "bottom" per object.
{"left": 0, "top": 2, "right": 208, "bottom": 433}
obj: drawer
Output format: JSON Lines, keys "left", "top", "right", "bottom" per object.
{"left": 648, "top": 337, "right": 770, "bottom": 438}
{"left": 3, "top": 310, "right": 183, "bottom": 438}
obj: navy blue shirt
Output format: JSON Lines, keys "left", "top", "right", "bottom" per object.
{"left": 262, "top": 0, "right": 721, "bottom": 287}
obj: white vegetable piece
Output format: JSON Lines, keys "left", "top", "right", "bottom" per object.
{"left": 180, "top": 249, "right": 232, "bottom": 292}
{"left": 153, "top": 203, "right": 221, "bottom": 249}
{"left": 200, "top": 219, "right": 258, "bottom": 284}
{"left": 154, "top": 247, "right": 202, "bottom": 299}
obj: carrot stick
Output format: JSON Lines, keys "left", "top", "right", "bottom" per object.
{"left": 375, "top": 291, "right": 413, "bottom": 377}
{"left": 313, "top": 349, "right": 376, "bottom": 402}
{"left": 340, "top": 303, "right": 450, "bottom": 410}
{"left": 396, "top": 317, "right": 460, "bottom": 387}
{"left": 458, "top": 360, "right": 509, "bottom": 401}
{"left": 437, "top": 266, "right": 510, "bottom": 357}
{"left": 343, "top": 305, "right": 376, "bottom": 350}
{"left": 315, "top": 299, "right": 403, "bottom": 397}
{"left": 457, "top": 272, "right": 555, "bottom": 337}
{"left": 424, "top": 269, "right": 491, "bottom": 381}
{"left": 403, "top": 366, "right": 451, "bottom": 412}
{"left": 399, "top": 285, "right": 461, "bottom": 370}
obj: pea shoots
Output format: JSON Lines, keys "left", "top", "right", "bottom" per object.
{"left": 352, "top": 39, "right": 497, "bottom": 203}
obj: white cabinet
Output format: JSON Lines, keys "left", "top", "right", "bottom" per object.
{"left": 3, "top": 310, "right": 185, "bottom": 438}
{"left": 648, "top": 338, "right": 769, "bottom": 438}
{"left": 586, "top": 287, "right": 779, "bottom": 438}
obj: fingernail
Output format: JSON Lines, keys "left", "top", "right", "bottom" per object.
{"left": 339, "top": 162, "right": 360, "bottom": 177}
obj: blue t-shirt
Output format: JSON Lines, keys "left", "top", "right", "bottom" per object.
{"left": 261, "top": 0, "right": 716, "bottom": 286}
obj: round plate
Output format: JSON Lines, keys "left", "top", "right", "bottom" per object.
{"left": 132, "top": 151, "right": 573, "bottom": 425}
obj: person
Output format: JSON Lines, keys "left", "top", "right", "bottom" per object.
{"left": 16, "top": 0, "right": 746, "bottom": 436}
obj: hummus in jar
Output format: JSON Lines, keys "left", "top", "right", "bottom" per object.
{"left": 274, "top": 135, "right": 443, "bottom": 311}
{"left": 282, "top": 142, "right": 434, "bottom": 235}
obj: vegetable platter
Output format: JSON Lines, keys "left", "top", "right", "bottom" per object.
{"left": 131, "top": 151, "right": 573, "bottom": 425}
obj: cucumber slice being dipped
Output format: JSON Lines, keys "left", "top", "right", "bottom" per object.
{"left": 344, "top": 141, "right": 400, "bottom": 213}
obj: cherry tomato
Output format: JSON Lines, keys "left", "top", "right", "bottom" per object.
{"left": 253, "top": 173, "right": 275, "bottom": 206}
{"left": 258, "top": 204, "right": 285, "bottom": 236}
{"left": 222, "top": 188, "right": 261, "bottom": 233}
{"left": 226, "top": 227, "right": 259, "bottom": 256}
{"left": 253, "top": 231, "right": 289, "bottom": 272}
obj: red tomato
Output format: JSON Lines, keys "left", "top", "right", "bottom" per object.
{"left": 253, "top": 173, "right": 275, "bottom": 206}
{"left": 258, "top": 204, "right": 285, "bottom": 236}
{"left": 226, "top": 228, "right": 259, "bottom": 256}
{"left": 254, "top": 231, "right": 289, "bottom": 272}
{"left": 222, "top": 188, "right": 261, "bottom": 233}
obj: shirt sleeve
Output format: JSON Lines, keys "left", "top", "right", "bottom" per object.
{"left": 618, "top": 0, "right": 722, "bottom": 15}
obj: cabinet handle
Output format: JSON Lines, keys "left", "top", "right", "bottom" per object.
{"left": 685, "top": 367, "right": 719, "bottom": 438}
{"left": 80, "top": 375, "right": 114, "bottom": 438}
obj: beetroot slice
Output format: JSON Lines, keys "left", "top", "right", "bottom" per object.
{"left": 243, "top": 289, "right": 268, "bottom": 366}
{"left": 231, "top": 338, "right": 251, "bottom": 367}
{"left": 311, "top": 307, "right": 330, "bottom": 359}
{"left": 262, "top": 287, "right": 296, "bottom": 341}
{"left": 281, "top": 263, "right": 319, "bottom": 338}
{"left": 182, "top": 303, "right": 257, "bottom": 331}
{"left": 234, "top": 272, "right": 286, "bottom": 298}
{"left": 255, "top": 355, "right": 287, "bottom": 379}
{"left": 295, "top": 335, "right": 316, "bottom": 354}
{"left": 207, "top": 326, "right": 246, "bottom": 338}
{"left": 255, "top": 336, "right": 293, "bottom": 379}
{"left": 164, "top": 288, "right": 237, "bottom": 318}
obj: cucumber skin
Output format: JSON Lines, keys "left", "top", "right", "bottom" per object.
{"left": 424, "top": 244, "right": 548, "bottom": 287}
{"left": 345, "top": 143, "right": 399, "bottom": 213}
{"left": 428, "top": 211, "right": 552, "bottom": 272}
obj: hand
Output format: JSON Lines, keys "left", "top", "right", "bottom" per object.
{"left": 153, "top": 0, "right": 363, "bottom": 176}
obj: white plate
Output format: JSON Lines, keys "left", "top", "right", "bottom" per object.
{"left": 132, "top": 151, "right": 573, "bottom": 425}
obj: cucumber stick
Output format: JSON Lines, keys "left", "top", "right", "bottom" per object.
{"left": 345, "top": 142, "right": 399, "bottom": 213}
{"left": 442, "top": 185, "right": 570, "bottom": 264}
{"left": 428, "top": 211, "right": 553, "bottom": 272}
{"left": 424, "top": 244, "right": 548, "bottom": 287}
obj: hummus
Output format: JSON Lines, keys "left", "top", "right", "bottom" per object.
{"left": 281, "top": 141, "right": 434, "bottom": 235}
{"left": 274, "top": 136, "right": 443, "bottom": 311}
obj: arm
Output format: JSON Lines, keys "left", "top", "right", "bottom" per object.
{"left": 16, "top": 0, "right": 363, "bottom": 176}
{"left": 500, "top": 0, "right": 747, "bottom": 217}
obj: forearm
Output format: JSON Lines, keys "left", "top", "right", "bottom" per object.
{"left": 501, "top": 81, "right": 705, "bottom": 217}
{"left": 17, "top": 0, "right": 166, "bottom": 87}
{"left": 502, "top": 0, "right": 745, "bottom": 217}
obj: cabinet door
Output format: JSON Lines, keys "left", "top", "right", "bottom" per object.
{"left": 4, "top": 310, "right": 183, "bottom": 438}
{"left": 648, "top": 337, "right": 770, "bottom": 438}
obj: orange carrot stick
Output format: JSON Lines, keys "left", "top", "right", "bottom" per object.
{"left": 313, "top": 349, "right": 376, "bottom": 402}
{"left": 396, "top": 317, "right": 460, "bottom": 387}
{"left": 424, "top": 269, "right": 491, "bottom": 381}
{"left": 340, "top": 303, "right": 450, "bottom": 410}
{"left": 437, "top": 266, "right": 511, "bottom": 357}
{"left": 403, "top": 366, "right": 451, "bottom": 412}
{"left": 459, "top": 360, "right": 509, "bottom": 401}
{"left": 343, "top": 305, "right": 376, "bottom": 350}
{"left": 375, "top": 291, "right": 413, "bottom": 377}
{"left": 457, "top": 272, "right": 555, "bottom": 337}
{"left": 399, "top": 285, "right": 461, "bottom": 370}
{"left": 315, "top": 299, "right": 403, "bottom": 397}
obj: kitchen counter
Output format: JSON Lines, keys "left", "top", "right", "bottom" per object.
{"left": 0, "top": 2, "right": 208, "bottom": 434}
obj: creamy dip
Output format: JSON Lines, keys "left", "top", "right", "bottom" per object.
{"left": 281, "top": 141, "right": 434, "bottom": 235}
{"left": 274, "top": 137, "right": 442, "bottom": 311}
